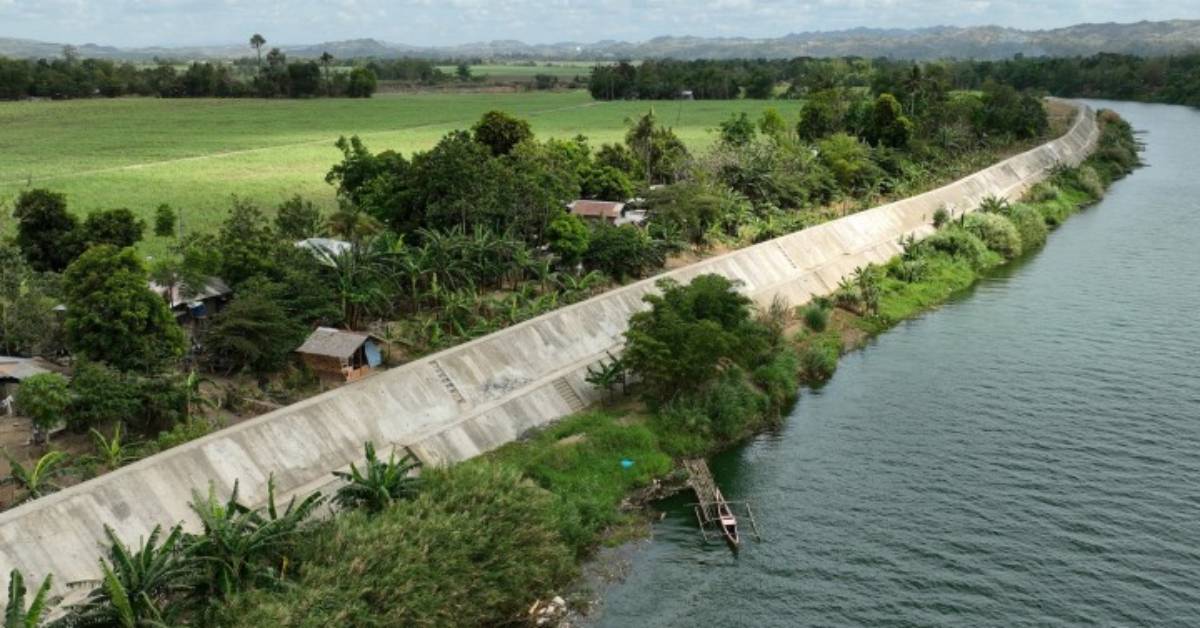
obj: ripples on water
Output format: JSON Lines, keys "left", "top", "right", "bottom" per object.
{"left": 595, "top": 101, "right": 1200, "bottom": 627}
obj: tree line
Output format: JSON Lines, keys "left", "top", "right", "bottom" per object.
{"left": 587, "top": 53, "right": 1200, "bottom": 108}
{"left": 0, "top": 37, "right": 376, "bottom": 100}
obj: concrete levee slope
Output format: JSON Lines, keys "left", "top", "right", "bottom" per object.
{"left": 0, "top": 101, "right": 1099, "bottom": 599}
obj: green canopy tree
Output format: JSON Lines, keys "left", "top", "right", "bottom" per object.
{"left": 471, "top": 110, "right": 534, "bottom": 157}
{"left": 79, "top": 208, "right": 146, "bottom": 249}
{"left": 12, "top": 188, "right": 81, "bottom": 272}
{"left": 14, "top": 373, "right": 69, "bottom": 440}
{"left": 63, "top": 245, "right": 185, "bottom": 372}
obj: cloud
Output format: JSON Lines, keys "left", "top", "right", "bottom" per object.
{"left": 0, "top": 0, "right": 1196, "bottom": 47}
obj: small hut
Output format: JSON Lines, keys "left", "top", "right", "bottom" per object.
{"left": 295, "top": 327, "right": 385, "bottom": 383}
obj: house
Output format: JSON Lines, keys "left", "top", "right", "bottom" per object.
{"left": 0, "top": 356, "right": 54, "bottom": 407}
{"left": 296, "top": 327, "right": 385, "bottom": 383}
{"left": 567, "top": 199, "right": 645, "bottom": 226}
{"left": 148, "top": 277, "right": 233, "bottom": 326}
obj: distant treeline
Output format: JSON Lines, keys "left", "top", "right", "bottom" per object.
{"left": 0, "top": 48, "right": 376, "bottom": 100}
{"left": 588, "top": 54, "right": 1200, "bottom": 107}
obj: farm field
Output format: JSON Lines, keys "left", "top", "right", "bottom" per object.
{"left": 0, "top": 91, "right": 800, "bottom": 254}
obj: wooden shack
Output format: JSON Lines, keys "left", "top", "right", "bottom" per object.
{"left": 295, "top": 327, "right": 385, "bottom": 383}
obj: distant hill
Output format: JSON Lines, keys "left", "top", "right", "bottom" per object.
{"left": 3, "top": 19, "right": 1199, "bottom": 62}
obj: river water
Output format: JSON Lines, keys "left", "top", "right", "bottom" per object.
{"left": 593, "top": 101, "right": 1200, "bottom": 627}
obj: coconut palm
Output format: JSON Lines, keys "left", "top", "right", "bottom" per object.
{"left": 318, "top": 51, "right": 334, "bottom": 95}
{"left": 249, "top": 34, "right": 266, "bottom": 71}
{"left": 73, "top": 524, "right": 197, "bottom": 627}
{"left": 2, "top": 450, "right": 68, "bottom": 505}
{"left": 5, "top": 569, "right": 53, "bottom": 628}
{"left": 332, "top": 442, "right": 422, "bottom": 514}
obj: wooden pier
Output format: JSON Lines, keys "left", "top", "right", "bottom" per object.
{"left": 683, "top": 458, "right": 761, "bottom": 545}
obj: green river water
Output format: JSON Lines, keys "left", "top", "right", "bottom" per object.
{"left": 593, "top": 101, "right": 1200, "bottom": 627}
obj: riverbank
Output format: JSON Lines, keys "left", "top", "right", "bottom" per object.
{"left": 210, "top": 109, "right": 1135, "bottom": 627}
{"left": 509, "top": 109, "right": 1139, "bottom": 622}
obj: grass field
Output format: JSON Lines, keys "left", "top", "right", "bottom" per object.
{"left": 0, "top": 91, "right": 799, "bottom": 253}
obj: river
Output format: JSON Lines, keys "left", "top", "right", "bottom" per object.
{"left": 592, "top": 101, "right": 1200, "bottom": 627}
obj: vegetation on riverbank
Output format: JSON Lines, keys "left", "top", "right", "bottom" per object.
{"left": 1, "top": 107, "right": 1119, "bottom": 625}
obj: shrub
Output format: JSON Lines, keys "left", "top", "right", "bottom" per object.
{"left": 802, "top": 302, "right": 830, "bottom": 332}
{"left": 1004, "top": 203, "right": 1049, "bottom": 250}
{"left": 932, "top": 206, "right": 950, "bottom": 228}
{"left": 800, "top": 333, "right": 841, "bottom": 382}
{"left": 1027, "top": 181, "right": 1060, "bottom": 202}
{"left": 916, "top": 227, "right": 993, "bottom": 268}
{"left": 223, "top": 462, "right": 575, "bottom": 627}
{"left": 154, "top": 204, "right": 177, "bottom": 238}
{"left": 752, "top": 348, "right": 800, "bottom": 414}
{"left": 962, "top": 212, "right": 1022, "bottom": 260}
{"left": 699, "top": 369, "right": 769, "bottom": 440}
{"left": 1072, "top": 165, "right": 1105, "bottom": 199}
{"left": 15, "top": 373, "right": 70, "bottom": 437}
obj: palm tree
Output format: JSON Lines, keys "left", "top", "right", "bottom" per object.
{"left": 332, "top": 442, "right": 422, "bottom": 513}
{"left": 249, "top": 34, "right": 266, "bottom": 71}
{"left": 326, "top": 205, "right": 381, "bottom": 243}
{"left": 326, "top": 245, "right": 390, "bottom": 330}
{"left": 319, "top": 51, "right": 334, "bottom": 96}
{"left": 89, "top": 424, "right": 140, "bottom": 471}
{"left": 5, "top": 569, "right": 53, "bottom": 628}
{"left": 2, "top": 450, "right": 68, "bottom": 505}
{"left": 74, "top": 525, "right": 197, "bottom": 627}
{"left": 187, "top": 476, "right": 324, "bottom": 598}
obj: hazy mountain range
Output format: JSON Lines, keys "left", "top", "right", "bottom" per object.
{"left": 2, "top": 19, "right": 1199, "bottom": 62}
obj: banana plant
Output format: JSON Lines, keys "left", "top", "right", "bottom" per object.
{"left": 332, "top": 442, "right": 422, "bottom": 514}
{"left": 73, "top": 525, "right": 196, "bottom": 628}
{"left": 5, "top": 569, "right": 52, "bottom": 628}
{"left": 89, "top": 424, "right": 140, "bottom": 471}
{"left": 2, "top": 450, "right": 68, "bottom": 505}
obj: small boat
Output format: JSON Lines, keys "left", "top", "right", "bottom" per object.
{"left": 717, "top": 503, "right": 740, "bottom": 546}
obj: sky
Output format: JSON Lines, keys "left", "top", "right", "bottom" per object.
{"left": 0, "top": 0, "right": 1195, "bottom": 48}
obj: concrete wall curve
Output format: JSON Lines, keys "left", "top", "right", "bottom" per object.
{"left": 0, "top": 100, "right": 1099, "bottom": 601}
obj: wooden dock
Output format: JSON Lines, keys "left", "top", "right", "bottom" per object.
{"left": 683, "top": 458, "right": 761, "bottom": 545}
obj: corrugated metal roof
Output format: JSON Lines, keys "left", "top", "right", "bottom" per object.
{"left": 296, "top": 327, "right": 380, "bottom": 359}
{"left": 147, "top": 276, "right": 232, "bottom": 309}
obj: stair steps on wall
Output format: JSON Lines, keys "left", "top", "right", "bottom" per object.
{"left": 430, "top": 360, "right": 466, "bottom": 404}
{"left": 552, "top": 377, "right": 586, "bottom": 412}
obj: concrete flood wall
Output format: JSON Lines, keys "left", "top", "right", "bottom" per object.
{"left": 0, "top": 101, "right": 1099, "bottom": 599}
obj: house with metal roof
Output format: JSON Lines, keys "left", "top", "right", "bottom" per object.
{"left": 295, "top": 327, "right": 385, "bottom": 383}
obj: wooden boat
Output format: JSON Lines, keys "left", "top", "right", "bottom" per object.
{"left": 717, "top": 502, "right": 740, "bottom": 546}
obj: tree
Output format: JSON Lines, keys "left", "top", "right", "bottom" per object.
{"left": 15, "top": 373, "right": 69, "bottom": 440}
{"left": 4, "top": 569, "right": 53, "bottom": 628}
{"left": 2, "top": 450, "right": 69, "bottom": 503}
{"left": 12, "top": 188, "right": 80, "bottom": 272}
{"left": 582, "top": 223, "right": 662, "bottom": 281}
{"left": 545, "top": 213, "right": 590, "bottom": 267}
{"left": 455, "top": 63, "right": 471, "bottom": 81}
{"left": 202, "top": 292, "right": 304, "bottom": 375}
{"left": 332, "top": 442, "right": 422, "bottom": 513}
{"left": 757, "top": 108, "right": 791, "bottom": 142}
{"left": 80, "top": 207, "right": 146, "bottom": 249}
{"left": 625, "top": 110, "right": 690, "bottom": 185}
{"left": 217, "top": 198, "right": 283, "bottom": 286}
{"left": 319, "top": 51, "right": 334, "bottom": 96}
{"left": 346, "top": 67, "right": 376, "bottom": 98}
{"left": 63, "top": 245, "right": 186, "bottom": 372}
{"left": 154, "top": 204, "right": 177, "bottom": 238}
{"left": 718, "top": 112, "right": 756, "bottom": 146}
{"left": 581, "top": 164, "right": 634, "bottom": 201}
{"left": 250, "top": 34, "right": 266, "bottom": 70}
{"left": 471, "top": 110, "right": 534, "bottom": 157}
{"left": 623, "top": 274, "right": 766, "bottom": 402}
{"left": 273, "top": 195, "right": 323, "bottom": 240}
{"left": 868, "top": 93, "right": 914, "bottom": 148}
{"left": 817, "top": 133, "right": 880, "bottom": 194}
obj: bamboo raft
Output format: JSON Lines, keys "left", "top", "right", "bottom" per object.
{"left": 683, "top": 458, "right": 761, "bottom": 546}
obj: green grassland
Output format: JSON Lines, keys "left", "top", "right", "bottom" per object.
{"left": 0, "top": 91, "right": 799, "bottom": 253}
